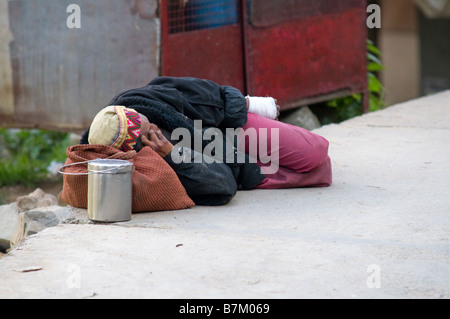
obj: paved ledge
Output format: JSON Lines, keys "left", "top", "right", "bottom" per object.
{"left": 1, "top": 91, "right": 449, "bottom": 299}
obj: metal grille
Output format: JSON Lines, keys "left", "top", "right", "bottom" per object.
{"left": 168, "top": 0, "right": 240, "bottom": 33}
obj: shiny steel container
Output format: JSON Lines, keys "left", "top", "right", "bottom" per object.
{"left": 87, "top": 159, "right": 133, "bottom": 222}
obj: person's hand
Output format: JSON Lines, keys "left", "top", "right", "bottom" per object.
{"left": 141, "top": 129, "right": 174, "bottom": 158}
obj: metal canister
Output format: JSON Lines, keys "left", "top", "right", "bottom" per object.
{"left": 87, "top": 159, "right": 133, "bottom": 222}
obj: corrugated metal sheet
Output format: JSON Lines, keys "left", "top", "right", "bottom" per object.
{"left": 0, "top": 0, "right": 14, "bottom": 117}
{"left": 0, "top": 0, "right": 160, "bottom": 132}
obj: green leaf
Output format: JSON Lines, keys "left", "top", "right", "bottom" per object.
{"left": 367, "top": 42, "right": 382, "bottom": 57}
{"left": 368, "top": 73, "right": 384, "bottom": 93}
{"left": 369, "top": 93, "right": 384, "bottom": 112}
{"left": 367, "top": 52, "right": 382, "bottom": 65}
{"left": 368, "top": 62, "right": 385, "bottom": 72}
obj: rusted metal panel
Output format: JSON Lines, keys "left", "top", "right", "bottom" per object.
{"left": 160, "top": 0, "right": 245, "bottom": 92}
{"left": 1, "top": 0, "right": 160, "bottom": 132}
{"left": 243, "top": 0, "right": 368, "bottom": 111}
{"left": 161, "top": 25, "right": 246, "bottom": 91}
{"left": 249, "top": 0, "right": 364, "bottom": 27}
{"left": 161, "top": 0, "right": 368, "bottom": 112}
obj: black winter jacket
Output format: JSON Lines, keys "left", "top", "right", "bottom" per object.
{"left": 80, "top": 77, "right": 266, "bottom": 206}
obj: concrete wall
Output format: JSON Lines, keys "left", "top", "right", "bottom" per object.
{"left": 419, "top": 11, "right": 450, "bottom": 95}
{"left": 378, "top": 0, "right": 450, "bottom": 106}
{"left": 379, "top": 0, "right": 421, "bottom": 106}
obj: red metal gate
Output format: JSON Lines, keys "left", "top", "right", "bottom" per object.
{"left": 160, "top": 0, "right": 246, "bottom": 92}
{"left": 243, "top": 0, "right": 368, "bottom": 110}
{"left": 161, "top": 0, "right": 368, "bottom": 112}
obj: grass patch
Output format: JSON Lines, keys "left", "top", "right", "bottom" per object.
{"left": 0, "top": 129, "right": 70, "bottom": 189}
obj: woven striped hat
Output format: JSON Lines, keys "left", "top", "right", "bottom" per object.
{"left": 88, "top": 105, "right": 142, "bottom": 152}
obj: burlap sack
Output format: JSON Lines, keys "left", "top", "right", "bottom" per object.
{"left": 59, "top": 144, "right": 195, "bottom": 213}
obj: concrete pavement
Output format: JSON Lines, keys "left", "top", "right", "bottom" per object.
{"left": 0, "top": 91, "right": 449, "bottom": 299}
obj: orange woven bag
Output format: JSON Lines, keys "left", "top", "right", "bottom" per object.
{"left": 59, "top": 144, "right": 195, "bottom": 213}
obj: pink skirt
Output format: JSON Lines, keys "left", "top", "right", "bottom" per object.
{"left": 240, "top": 113, "right": 332, "bottom": 189}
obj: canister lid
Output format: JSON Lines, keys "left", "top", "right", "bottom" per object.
{"left": 88, "top": 159, "right": 133, "bottom": 174}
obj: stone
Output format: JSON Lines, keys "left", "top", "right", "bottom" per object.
{"left": 0, "top": 203, "right": 19, "bottom": 252}
{"left": 279, "top": 106, "right": 322, "bottom": 131}
{"left": 62, "top": 208, "right": 91, "bottom": 225}
{"left": 16, "top": 188, "right": 58, "bottom": 213}
{"left": 16, "top": 196, "right": 38, "bottom": 213}
{"left": 1, "top": 188, "right": 75, "bottom": 251}
{"left": 22, "top": 206, "right": 74, "bottom": 236}
{"left": 9, "top": 206, "right": 75, "bottom": 250}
